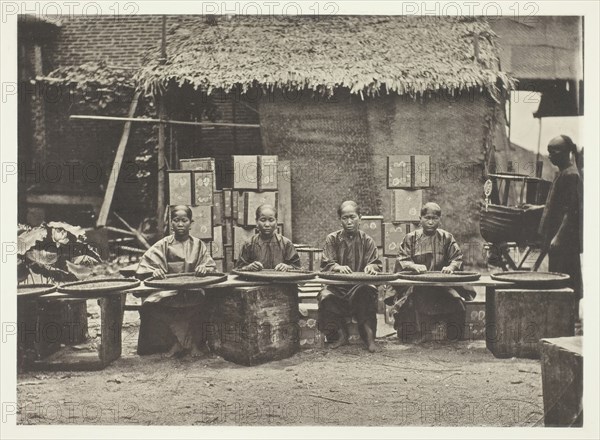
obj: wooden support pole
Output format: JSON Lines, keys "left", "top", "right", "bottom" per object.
{"left": 96, "top": 90, "right": 141, "bottom": 227}
{"left": 157, "top": 95, "right": 167, "bottom": 238}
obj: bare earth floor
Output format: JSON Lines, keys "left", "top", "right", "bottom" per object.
{"left": 17, "top": 303, "right": 544, "bottom": 427}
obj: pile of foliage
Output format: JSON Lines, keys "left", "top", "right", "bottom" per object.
{"left": 17, "top": 222, "right": 102, "bottom": 284}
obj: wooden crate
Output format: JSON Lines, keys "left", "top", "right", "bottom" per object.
{"left": 359, "top": 215, "right": 383, "bottom": 247}
{"left": 211, "top": 225, "right": 224, "bottom": 260}
{"left": 486, "top": 287, "right": 576, "bottom": 359}
{"left": 239, "top": 191, "right": 278, "bottom": 226}
{"left": 387, "top": 155, "right": 430, "bottom": 189}
{"left": 258, "top": 155, "right": 278, "bottom": 191}
{"left": 205, "top": 284, "right": 300, "bottom": 365}
{"left": 540, "top": 336, "right": 583, "bottom": 427}
{"left": 168, "top": 171, "right": 193, "bottom": 205}
{"left": 233, "top": 225, "right": 257, "bottom": 260}
{"left": 212, "top": 190, "right": 223, "bottom": 226}
{"left": 233, "top": 155, "right": 259, "bottom": 190}
{"left": 383, "top": 223, "right": 408, "bottom": 257}
{"left": 192, "top": 171, "right": 214, "bottom": 206}
{"left": 180, "top": 158, "right": 217, "bottom": 191}
{"left": 296, "top": 247, "right": 323, "bottom": 271}
{"left": 391, "top": 189, "right": 422, "bottom": 222}
{"left": 223, "top": 218, "right": 233, "bottom": 244}
{"left": 223, "top": 188, "right": 233, "bottom": 218}
{"left": 462, "top": 300, "right": 486, "bottom": 340}
{"left": 223, "top": 245, "right": 234, "bottom": 272}
{"left": 190, "top": 205, "right": 213, "bottom": 241}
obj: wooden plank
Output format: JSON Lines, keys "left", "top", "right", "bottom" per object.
{"left": 96, "top": 90, "right": 141, "bottom": 227}
{"left": 541, "top": 337, "right": 583, "bottom": 427}
{"left": 26, "top": 194, "right": 103, "bottom": 207}
{"left": 98, "top": 294, "right": 124, "bottom": 366}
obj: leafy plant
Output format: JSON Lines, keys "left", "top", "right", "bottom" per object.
{"left": 17, "top": 222, "right": 102, "bottom": 284}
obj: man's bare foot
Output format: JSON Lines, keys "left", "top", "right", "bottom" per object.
{"left": 164, "top": 342, "right": 184, "bottom": 358}
{"left": 328, "top": 328, "right": 348, "bottom": 349}
{"left": 190, "top": 344, "right": 206, "bottom": 358}
{"left": 329, "top": 337, "right": 348, "bottom": 349}
{"left": 363, "top": 323, "right": 378, "bottom": 352}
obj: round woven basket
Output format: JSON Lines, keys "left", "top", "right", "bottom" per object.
{"left": 17, "top": 283, "right": 57, "bottom": 297}
{"left": 490, "top": 271, "right": 570, "bottom": 288}
{"left": 396, "top": 271, "right": 481, "bottom": 282}
{"left": 144, "top": 272, "right": 228, "bottom": 289}
{"left": 232, "top": 269, "right": 317, "bottom": 282}
{"left": 317, "top": 272, "right": 398, "bottom": 283}
{"left": 58, "top": 278, "right": 141, "bottom": 295}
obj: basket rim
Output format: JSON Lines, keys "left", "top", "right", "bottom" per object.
{"left": 232, "top": 269, "right": 317, "bottom": 281}
{"left": 57, "top": 278, "right": 141, "bottom": 294}
{"left": 144, "top": 272, "right": 228, "bottom": 289}
{"left": 17, "top": 283, "right": 58, "bottom": 296}
{"left": 317, "top": 271, "right": 398, "bottom": 282}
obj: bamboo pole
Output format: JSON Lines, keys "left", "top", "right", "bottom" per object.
{"left": 96, "top": 90, "right": 141, "bottom": 227}
{"left": 69, "top": 114, "right": 260, "bottom": 128}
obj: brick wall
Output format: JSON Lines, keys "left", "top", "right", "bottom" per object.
{"left": 25, "top": 16, "right": 262, "bottom": 225}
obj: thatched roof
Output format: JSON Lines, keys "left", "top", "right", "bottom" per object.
{"left": 136, "top": 15, "right": 513, "bottom": 98}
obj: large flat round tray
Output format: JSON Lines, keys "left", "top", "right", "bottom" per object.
{"left": 58, "top": 278, "right": 141, "bottom": 295}
{"left": 490, "top": 271, "right": 570, "bottom": 288}
{"left": 232, "top": 269, "right": 316, "bottom": 282}
{"left": 317, "top": 272, "right": 398, "bottom": 282}
{"left": 396, "top": 271, "right": 481, "bottom": 282}
{"left": 144, "top": 272, "right": 228, "bottom": 289}
{"left": 18, "top": 283, "right": 57, "bottom": 297}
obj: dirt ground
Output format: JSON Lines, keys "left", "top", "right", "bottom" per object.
{"left": 17, "top": 297, "right": 545, "bottom": 427}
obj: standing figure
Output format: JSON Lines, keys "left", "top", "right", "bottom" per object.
{"left": 318, "top": 201, "right": 382, "bottom": 352}
{"left": 235, "top": 204, "right": 301, "bottom": 271}
{"left": 136, "top": 205, "right": 216, "bottom": 357}
{"left": 539, "top": 135, "right": 583, "bottom": 309}
{"left": 385, "top": 202, "right": 475, "bottom": 342}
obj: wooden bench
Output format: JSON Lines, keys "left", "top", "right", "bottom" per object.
{"left": 24, "top": 291, "right": 126, "bottom": 371}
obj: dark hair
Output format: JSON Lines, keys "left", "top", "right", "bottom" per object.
{"left": 255, "top": 204, "right": 277, "bottom": 220}
{"left": 560, "top": 135, "right": 580, "bottom": 165}
{"left": 420, "top": 202, "right": 442, "bottom": 217}
{"left": 171, "top": 205, "right": 193, "bottom": 220}
{"left": 337, "top": 201, "right": 361, "bottom": 217}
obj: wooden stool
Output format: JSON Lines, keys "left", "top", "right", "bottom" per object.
{"left": 17, "top": 296, "right": 88, "bottom": 369}
{"left": 540, "top": 336, "right": 583, "bottom": 426}
{"left": 29, "top": 292, "right": 125, "bottom": 371}
{"left": 486, "top": 287, "right": 575, "bottom": 359}
{"left": 205, "top": 283, "right": 299, "bottom": 365}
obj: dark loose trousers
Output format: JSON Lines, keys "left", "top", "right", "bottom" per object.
{"left": 317, "top": 230, "right": 382, "bottom": 342}
{"left": 136, "top": 235, "right": 216, "bottom": 355}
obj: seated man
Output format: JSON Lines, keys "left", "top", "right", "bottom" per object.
{"left": 318, "top": 201, "right": 382, "bottom": 352}
{"left": 386, "top": 202, "right": 475, "bottom": 342}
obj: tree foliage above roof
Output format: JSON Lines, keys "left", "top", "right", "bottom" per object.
{"left": 135, "top": 15, "right": 514, "bottom": 99}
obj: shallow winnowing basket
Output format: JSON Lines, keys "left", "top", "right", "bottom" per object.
{"left": 479, "top": 203, "right": 543, "bottom": 244}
